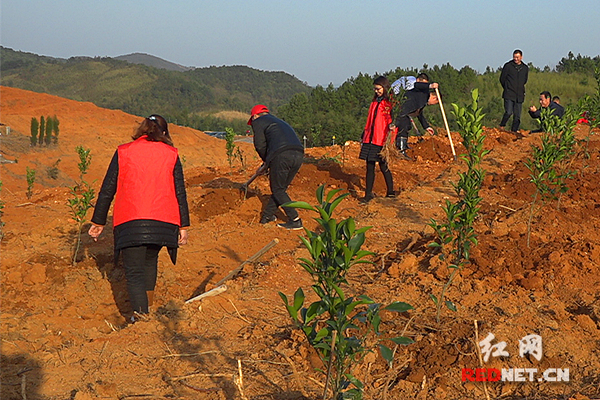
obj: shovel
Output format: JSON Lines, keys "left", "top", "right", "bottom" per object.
{"left": 240, "top": 163, "right": 267, "bottom": 199}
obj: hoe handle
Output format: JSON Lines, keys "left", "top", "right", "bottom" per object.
{"left": 435, "top": 87, "right": 457, "bottom": 160}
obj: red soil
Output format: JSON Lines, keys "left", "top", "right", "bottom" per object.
{"left": 1, "top": 86, "right": 600, "bottom": 400}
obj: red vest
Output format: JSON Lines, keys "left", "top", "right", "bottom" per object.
{"left": 362, "top": 98, "right": 397, "bottom": 146}
{"left": 113, "top": 136, "right": 181, "bottom": 227}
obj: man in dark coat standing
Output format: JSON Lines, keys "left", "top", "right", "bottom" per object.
{"left": 500, "top": 49, "right": 529, "bottom": 133}
{"left": 248, "top": 104, "right": 304, "bottom": 230}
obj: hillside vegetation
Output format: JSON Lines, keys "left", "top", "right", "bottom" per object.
{"left": 0, "top": 47, "right": 311, "bottom": 132}
{"left": 2, "top": 47, "right": 598, "bottom": 142}
{"left": 114, "top": 53, "right": 191, "bottom": 72}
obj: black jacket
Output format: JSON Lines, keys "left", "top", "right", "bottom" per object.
{"left": 251, "top": 114, "right": 304, "bottom": 166}
{"left": 528, "top": 102, "right": 565, "bottom": 119}
{"left": 394, "top": 81, "right": 431, "bottom": 129}
{"left": 500, "top": 60, "right": 529, "bottom": 102}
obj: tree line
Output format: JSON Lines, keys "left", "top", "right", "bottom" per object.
{"left": 278, "top": 53, "right": 600, "bottom": 146}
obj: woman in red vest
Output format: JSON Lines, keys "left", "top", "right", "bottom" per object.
{"left": 358, "top": 76, "right": 397, "bottom": 203}
{"left": 88, "top": 115, "right": 190, "bottom": 322}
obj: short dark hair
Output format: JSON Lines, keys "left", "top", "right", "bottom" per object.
{"left": 513, "top": 49, "right": 523, "bottom": 56}
{"left": 132, "top": 114, "right": 173, "bottom": 146}
{"left": 416, "top": 73, "right": 429, "bottom": 81}
{"left": 540, "top": 91, "right": 551, "bottom": 99}
{"left": 552, "top": 96, "right": 560, "bottom": 102}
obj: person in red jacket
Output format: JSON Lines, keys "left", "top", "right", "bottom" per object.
{"left": 358, "top": 76, "right": 397, "bottom": 203}
{"left": 88, "top": 115, "right": 190, "bottom": 322}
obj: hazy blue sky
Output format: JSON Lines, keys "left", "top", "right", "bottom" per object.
{"left": 2, "top": 0, "right": 599, "bottom": 86}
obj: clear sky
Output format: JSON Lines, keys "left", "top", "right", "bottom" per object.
{"left": 1, "top": 0, "right": 599, "bottom": 87}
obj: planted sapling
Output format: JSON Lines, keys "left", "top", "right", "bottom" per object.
{"left": 524, "top": 107, "right": 577, "bottom": 247}
{"left": 26, "top": 167, "right": 36, "bottom": 199}
{"left": 280, "top": 185, "right": 414, "bottom": 399}
{"left": 429, "top": 89, "right": 488, "bottom": 322}
{"left": 67, "top": 146, "right": 96, "bottom": 265}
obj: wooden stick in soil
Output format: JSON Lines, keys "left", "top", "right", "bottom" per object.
{"left": 434, "top": 87, "right": 457, "bottom": 161}
{"left": 185, "top": 284, "right": 227, "bottom": 304}
{"left": 185, "top": 238, "right": 279, "bottom": 304}
{"left": 323, "top": 330, "right": 338, "bottom": 400}
{"left": 21, "top": 373, "right": 27, "bottom": 400}
{"left": 234, "top": 359, "right": 249, "bottom": 400}
{"left": 214, "top": 238, "right": 279, "bottom": 287}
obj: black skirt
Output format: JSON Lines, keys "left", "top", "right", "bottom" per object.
{"left": 359, "top": 143, "right": 384, "bottom": 162}
{"left": 113, "top": 219, "right": 180, "bottom": 265}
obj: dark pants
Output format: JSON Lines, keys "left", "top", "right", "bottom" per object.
{"left": 263, "top": 151, "right": 303, "bottom": 222}
{"left": 365, "top": 160, "right": 393, "bottom": 196}
{"left": 121, "top": 244, "right": 161, "bottom": 314}
{"left": 397, "top": 115, "right": 412, "bottom": 139}
{"left": 500, "top": 98, "right": 523, "bottom": 132}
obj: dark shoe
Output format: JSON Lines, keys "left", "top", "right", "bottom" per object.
{"left": 260, "top": 215, "right": 276, "bottom": 224}
{"left": 385, "top": 191, "right": 396, "bottom": 198}
{"left": 359, "top": 194, "right": 374, "bottom": 204}
{"left": 278, "top": 218, "right": 303, "bottom": 230}
{"left": 399, "top": 150, "right": 412, "bottom": 161}
{"left": 397, "top": 137, "right": 410, "bottom": 151}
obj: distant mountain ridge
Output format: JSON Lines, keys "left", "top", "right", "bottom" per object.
{"left": 114, "top": 53, "right": 192, "bottom": 72}
{"left": 0, "top": 46, "right": 311, "bottom": 131}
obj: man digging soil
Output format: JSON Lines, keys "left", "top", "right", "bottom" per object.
{"left": 248, "top": 104, "right": 305, "bottom": 230}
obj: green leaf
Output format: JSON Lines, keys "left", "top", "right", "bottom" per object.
{"left": 282, "top": 201, "right": 316, "bottom": 211}
{"left": 314, "top": 327, "right": 329, "bottom": 342}
{"left": 373, "top": 310, "right": 384, "bottom": 332}
{"left": 316, "top": 184, "right": 325, "bottom": 203}
{"left": 389, "top": 336, "right": 415, "bottom": 345}
{"left": 445, "top": 300, "right": 457, "bottom": 312}
{"left": 293, "top": 287, "right": 305, "bottom": 312}
{"left": 329, "top": 192, "right": 349, "bottom": 213}
{"left": 384, "top": 301, "right": 414, "bottom": 313}
{"left": 325, "top": 188, "right": 344, "bottom": 202}
{"left": 332, "top": 282, "right": 346, "bottom": 301}
{"left": 344, "top": 373, "right": 364, "bottom": 390}
{"left": 379, "top": 344, "right": 394, "bottom": 366}
{"left": 430, "top": 294, "right": 438, "bottom": 305}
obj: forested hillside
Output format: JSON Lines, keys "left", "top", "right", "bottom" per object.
{"left": 2, "top": 47, "right": 598, "bottom": 142}
{"left": 0, "top": 47, "right": 311, "bottom": 132}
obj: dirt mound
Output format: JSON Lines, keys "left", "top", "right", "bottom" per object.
{"left": 2, "top": 86, "right": 600, "bottom": 400}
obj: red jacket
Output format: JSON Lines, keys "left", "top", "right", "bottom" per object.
{"left": 113, "top": 136, "right": 181, "bottom": 226}
{"left": 362, "top": 98, "right": 397, "bottom": 146}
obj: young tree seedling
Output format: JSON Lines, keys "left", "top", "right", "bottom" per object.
{"left": 280, "top": 185, "right": 414, "bottom": 399}
{"left": 429, "top": 89, "right": 488, "bottom": 323}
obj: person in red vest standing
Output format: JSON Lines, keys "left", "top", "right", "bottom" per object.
{"left": 88, "top": 114, "right": 190, "bottom": 322}
{"left": 358, "top": 76, "right": 397, "bottom": 203}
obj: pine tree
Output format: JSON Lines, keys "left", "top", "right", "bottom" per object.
{"left": 45, "top": 116, "right": 53, "bottom": 145}
{"left": 39, "top": 116, "right": 45, "bottom": 145}
{"left": 30, "top": 117, "right": 39, "bottom": 146}
{"left": 52, "top": 115, "right": 60, "bottom": 144}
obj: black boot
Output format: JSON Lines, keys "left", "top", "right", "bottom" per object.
{"left": 397, "top": 137, "right": 412, "bottom": 160}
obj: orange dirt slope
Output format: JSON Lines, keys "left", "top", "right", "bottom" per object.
{"left": 1, "top": 86, "right": 600, "bottom": 400}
